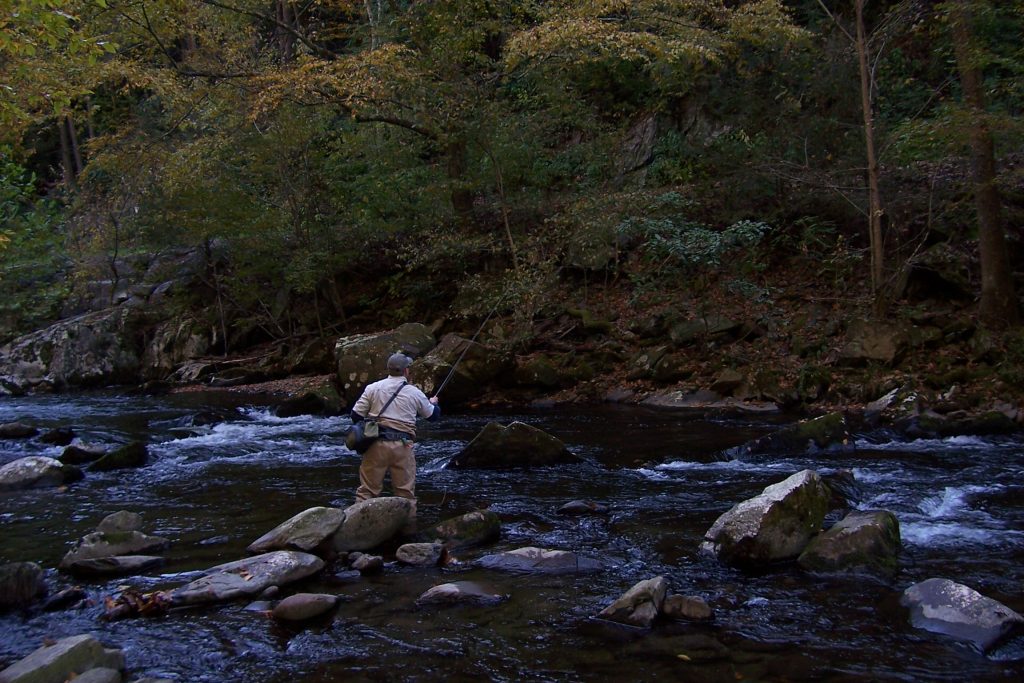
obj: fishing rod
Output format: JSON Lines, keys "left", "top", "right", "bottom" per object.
{"left": 433, "top": 296, "right": 504, "bottom": 398}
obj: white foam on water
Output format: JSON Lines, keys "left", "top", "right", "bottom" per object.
{"left": 655, "top": 458, "right": 791, "bottom": 473}
{"left": 899, "top": 483, "right": 1024, "bottom": 548}
{"left": 854, "top": 434, "right": 994, "bottom": 452}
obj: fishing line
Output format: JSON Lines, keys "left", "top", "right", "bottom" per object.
{"left": 433, "top": 296, "right": 504, "bottom": 398}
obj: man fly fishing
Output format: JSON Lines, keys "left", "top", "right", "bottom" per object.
{"left": 349, "top": 352, "right": 439, "bottom": 533}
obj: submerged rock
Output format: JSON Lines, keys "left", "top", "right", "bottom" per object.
{"left": 169, "top": 551, "right": 324, "bottom": 606}
{"left": 663, "top": 594, "right": 714, "bottom": 621}
{"left": 59, "top": 443, "right": 107, "bottom": 465}
{"left": 64, "top": 555, "right": 166, "bottom": 578}
{"left": 396, "top": 543, "right": 445, "bottom": 567}
{"left": 88, "top": 441, "right": 148, "bottom": 471}
{"left": 476, "top": 547, "right": 603, "bottom": 574}
{"left": 272, "top": 592, "right": 339, "bottom": 621}
{"left": 248, "top": 506, "right": 346, "bottom": 554}
{"left": 798, "top": 509, "right": 901, "bottom": 577}
{"left": 331, "top": 497, "right": 413, "bottom": 552}
{"left": 0, "top": 562, "right": 47, "bottom": 610}
{"left": 447, "top": 421, "right": 581, "bottom": 469}
{"left": 423, "top": 509, "right": 501, "bottom": 548}
{"left": 0, "top": 422, "right": 39, "bottom": 439}
{"left": 701, "top": 469, "right": 831, "bottom": 567}
{"left": 0, "top": 634, "right": 125, "bottom": 683}
{"left": 557, "top": 500, "right": 610, "bottom": 516}
{"left": 597, "top": 576, "right": 668, "bottom": 628}
{"left": 901, "top": 577, "right": 1024, "bottom": 652}
{"left": 415, "top": 581, "right": 507, "bottom": 606}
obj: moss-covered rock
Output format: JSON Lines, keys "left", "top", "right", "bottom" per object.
{"left": 798, "top": 509, "right": 901, "bottom": 577}
{"left": 701, "top": 469, "right": 832, "bottom": 568}
{"left": 424, "top": 509, "right": 501, "bottom": 549}
{"left": 88, "top": 441, "right": 148, "bottom": 471}
{"left": 728, "top": 412, "right": 851, "bottom": 456}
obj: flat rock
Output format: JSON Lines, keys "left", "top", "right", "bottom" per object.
{"left": 476, "top": 547, "right": 603, "bottom": 574}
{"left": 416, "top": 581, "right": 507, "bottom": 606}
{"left": 248, "top": 506, "right": 346, "bottom": 554}
{"left": 168, "top": 550, "right": 324, "bottom": 606}
{"left": 64, "top": 555, "right": 165, "bottom": 578}
{"left": 901, "top": 577, "right": 1024, "bottom": 652}
{"left": 60, "top": 531, "right": 170, "bottom": 570}
{"left": 0, "top": 634, "right": 124, "bottom": 683}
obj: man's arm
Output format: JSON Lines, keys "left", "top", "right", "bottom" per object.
{"left": 419, "top": 394, "right": 440, "bottom": 421}
{"left": 351, "top": 386, "right": 373, "bottom": 422}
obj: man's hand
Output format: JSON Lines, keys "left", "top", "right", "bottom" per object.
{"left": 429, "top": 396, "right": 439, "bottom": 405}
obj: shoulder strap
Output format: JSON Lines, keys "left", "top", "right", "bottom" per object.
{"left": 371, "top": 382, "right": 407, "bottom": 419}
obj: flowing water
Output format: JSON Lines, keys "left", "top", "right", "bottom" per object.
{"left": 1, "top": 391, "right": 1023, "bottom": 682}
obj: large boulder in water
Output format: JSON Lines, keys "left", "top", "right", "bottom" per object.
{"left": 727, "top": 412, "right": 852, "bottom": 457}
{"left": 334, "top": 323, "right": 436, "bottom": 404}
{"left": 700, "top": 469, "right": 831, "bottom": 567}
{"left": 0, "top": 456, "right": 76, "bottom": 491}
{"left": 87, "top": 441, "right": 148, "bottom": 471}
{"left": 410, "top": 334, "right": 510, "bottom": 405}
{"left": 0, "top": 307, "right": 146, "bottom": 395}
{"left": 447, "top": 421, "right": 580, "bottom": 469}
{"left": 597, "top": 576, "right": 668, "bottom": 628}
{"left": 247, "top": 506, "right": 347, "bottom": 554}
{"left": 0, "top": 634, "right": 125, "bottom": 683}
{"left": 798, "top": 509, "right": 901, "bottom": 577}
{"left": 330, "top": 497, "right": 414, "bottom": 552}
{"left": 900, "top": 578, "right": 1024, "bottom": 652}
{"left": 168, "top": 551, "right": 324, "bottom": 606}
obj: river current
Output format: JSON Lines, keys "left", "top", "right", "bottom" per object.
{"left": 1, "top": 391, "right": 1023, "bottom": 682}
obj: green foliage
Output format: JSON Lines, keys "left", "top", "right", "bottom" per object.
{"left": 618, "top": 192, "right": 770, "bottom": 272}
{"left": 0, "top": 149, "right": 68, "bottom": 339}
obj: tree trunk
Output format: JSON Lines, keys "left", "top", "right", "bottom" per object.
{"left": 447, "top": 139, "right": 474, "bottom": 220}
{"left": 277, "top": 1, "right": 295, "bottom": 62}
{"left": 58, "top": 117, "right": 75, "bottom": 187}
{"left": 855, "top": 0, "right": 885, "bottom": 313}
{"left": 950, "top": 0, "right": 1020, "bottom": 327}
{"left": 66, "top": 115, "right": 83, "bottom": 176}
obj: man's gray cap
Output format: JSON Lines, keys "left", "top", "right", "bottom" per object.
{"left": 387, "top": 353, "right": 413, "bottom": 371}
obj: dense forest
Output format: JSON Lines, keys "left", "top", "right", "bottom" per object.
{"left": 1, "top": 0, "right": 1022, "bottom": 410}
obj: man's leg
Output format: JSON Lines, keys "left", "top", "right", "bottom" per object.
{"left": 388, "top": 441, "right": 417, "bottom": 532}
{"left": 355, "top": 441, "right": 388, "bottom": 501}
